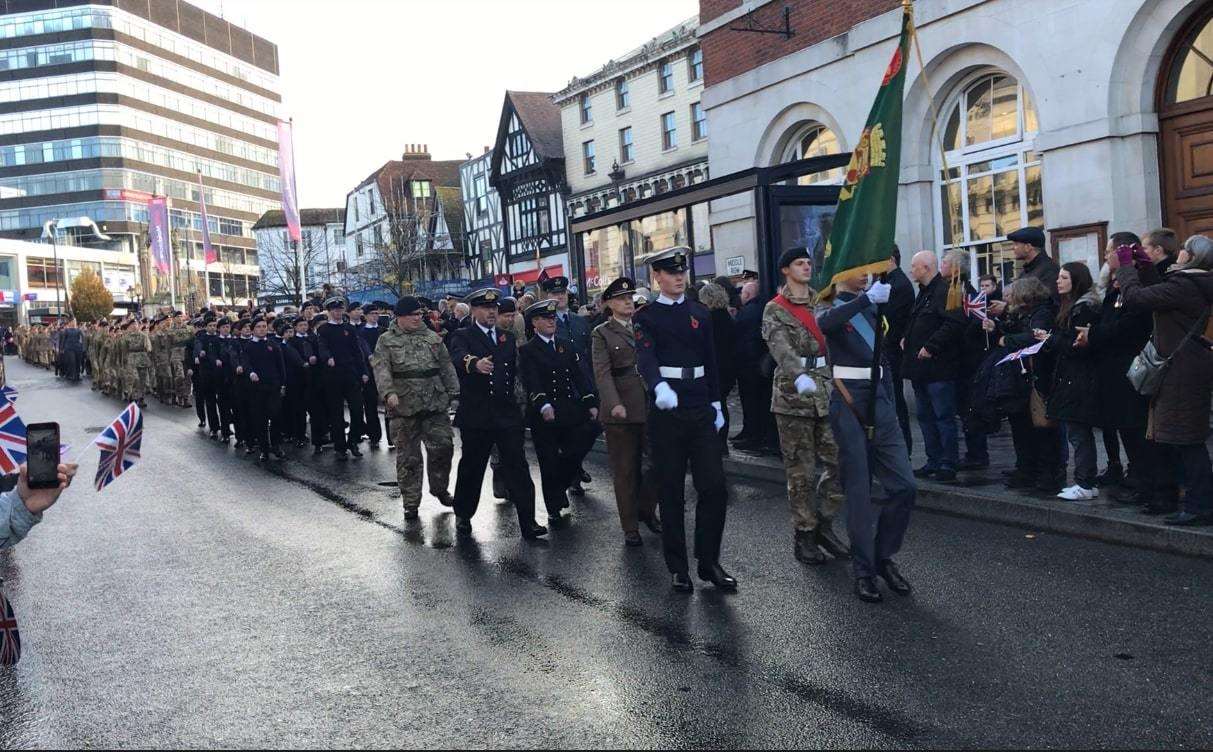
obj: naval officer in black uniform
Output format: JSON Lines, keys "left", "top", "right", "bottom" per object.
{"left": 634, "top": 246, "right": 737, "bottom": 593}
{"left": 518, "top": 299, "right": 601, "bottom": 525}
{"left": 816, "top": 274, "right": 916, "bottom": 603}
{"left": 447, "top": 288, "right": 547, "bottom": 540}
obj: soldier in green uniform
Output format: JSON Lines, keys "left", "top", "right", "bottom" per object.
{"left": 761, "top": 246, "right": 849, "bottom": 565}
{"left": 151, "top": 317, "right": 172, "bottom": 403}
{"left": 169, "top": 312, "right": 193, "bottom": 408}
{"left": 121, "top": 319, "right": 153, "bottom": 406}
{"left": 370, "top": 296, "right": 460, "bottom": 521}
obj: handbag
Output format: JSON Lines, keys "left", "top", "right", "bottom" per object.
{"left": 1127, "top": 308, "right": 1210, "bottom": 397}
{"left": 1029, "top": 385, "right": 1055, "bottom": 428}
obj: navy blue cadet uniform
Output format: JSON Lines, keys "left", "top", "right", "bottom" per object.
{"left": 191, "top": 320, "right": 222, "bottom": 436}
{"left": 633, "top": 248, "right": 733, "bottom": 588}
{"left": 315, "top": 297, "right": 367, "bottom": 458}
{"left": 239, "top": 327, "right": 286, "bottom": 456}
{"left": 304, "top": 313, "right": 330, "bottom": 450}
{"left": 447, "top": 288, "right": 545, "bottom": 538}
{"left": 817, "top": 286, "right": 917, "bottom": 599}
{"left": 518, "top": 299, "right": 601, "bottom": 519}
{"left": 283, "top": 321, "right": 314, "bottom": 445}
{"left": 357, "top": 302, "right": 388, "bottom": 446}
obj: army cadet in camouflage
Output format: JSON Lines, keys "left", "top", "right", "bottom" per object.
{"left": 761, "top": 246, "right": 849, "bottom": 566}
{"left": 370, "top": 296, "right": 460, "bottom": 520}
{"left": 121, "top": 319, "right": 153, "bottom": 406}
{"left": 152, "top": 317, "right": 173, "bottom": 402}
{"left": 168, "top": 312, "right": 193, "bottom": 407}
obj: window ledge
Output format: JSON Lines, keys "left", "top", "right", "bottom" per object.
{"left": 692, "top": 136, "right": 707, "bottom": 144}
{"left": 688, "top": 79, "right": 703, "bottom": 89}
{"left": 662, "top": 146, "right": 679, "bottom": 154}
{"left": 616, "top": 106, "right": 631, "bottom": 116}
{"left": 579, "top": 120, "right": 594, "bottom": 130}
{"left": 658, "top": 90, "right": 675, "bottom": 100}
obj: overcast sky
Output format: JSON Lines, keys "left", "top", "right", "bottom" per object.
{"left": 193, "top": 0, "right": 698, "bottom": 209}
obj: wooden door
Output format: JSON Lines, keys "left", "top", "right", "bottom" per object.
{"left": 1161, "top": 101, "right": 1213, "bottom": 239}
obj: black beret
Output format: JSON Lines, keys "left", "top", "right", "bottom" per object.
{"left": 1007, "top": 226, "right": 1046, "bottom": 249}
{"left": 649, "top": 246, "right": 690, "bottom": 273}
{"left": 540, "top": 275, "right": 569, "bottom": 293}
{"left": 235, "top": 318, "right": 252, "bottom": 331}
{"left": 465, "top": 288, "right": 502, "bottom": 307}
{"left": 603, "top": 277, "right": 636, "bottom": 300}
{"left": 216, "top": 318, "right": 232, "bottom": 328}
{"left": 497, "top": 297, "right": 518, "bottom": 314}
{"left": 311, "top": 313, "right": 327, "bottom": 325}
{"left": 347, "top": 302, "right": 363, "bottom": 313}
{"left": 524, "top": 299, "right": 558, "bottom": 321}
{"left": 394, "top": 296, "right": 423, "bottom": 316}
{"left": 417, "top": 297, "right": 435, "bottom": 310}
{"left": 778, "top": 246, "right": 811, "bottom": 269}
{"left": 293, "top": 316, "right": 310, "bottom": 327}
{"left": 373, "top": 300, "right": 391, "bottom": 311}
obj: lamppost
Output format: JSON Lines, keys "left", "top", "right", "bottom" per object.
{"left": 42, "top": 217, "right": 110, "bottom": 319}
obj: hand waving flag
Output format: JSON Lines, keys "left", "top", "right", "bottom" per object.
{"left": 94, "top": 403, "right": 142, "bottom": 491}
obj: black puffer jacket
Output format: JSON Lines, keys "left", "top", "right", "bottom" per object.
{"left": 997, "top": 299, "right": 1059, "bottom": 396}
{"left": 902, "top": 274, "right": 964, "bottom": 383}
{"left": 1045, "top": 292, "right": 1102, "bottom": 425}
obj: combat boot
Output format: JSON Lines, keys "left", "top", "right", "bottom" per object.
{"left": 815, "top": 525, "right": 851, "bottom": 559}
{"left": 794, "top": 530, "right": 826, "bottom": 565}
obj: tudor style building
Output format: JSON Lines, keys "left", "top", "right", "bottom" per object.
{"left": 488, "top": 90, "right": 570, "bottom": 285}
{"left": 459, "top": 148, "right": 504, "bottom": 284}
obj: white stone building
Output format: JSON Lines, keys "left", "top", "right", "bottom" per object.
{"left": 252, "top": 208, "right": 348, "bottom": 304}
{"left": 0, "top": 236, "right": 141, "bottom": 325}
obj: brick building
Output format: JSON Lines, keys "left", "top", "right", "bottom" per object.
{"left": 698, "top": 0, "right": 1213, "bottom": 283}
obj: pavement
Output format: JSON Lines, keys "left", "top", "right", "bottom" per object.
{"left": 717, "top": 392, "right": 1213, "bottom": 559}
{"left": 0, "top": 359, "right": 1211, "bottom": 748}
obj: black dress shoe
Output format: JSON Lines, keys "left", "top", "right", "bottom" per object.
{"left": 854, "top": 577, "right": 883, "bottom": 603}
{"left": 270, "top": 449, "right": 286, "bottom": 461}
{"left": 244, "top": 446, "right": 255, "bottom": 456}
{"left": 209, "top": 431, "right": 220, "bottom": 441}
{"left": 640, "top": 513, "right": 663, "bottom": 535}
{"left": 403, "top": 509, "right": 420, "bottom": 521}
{"left": 349, "top": 447, "right": 363, "bottom": 458}
{"left": 335, "top": 451, "right": 348, "bottom": 462}
{"left": 624, "top": 531, "right": 643, "bottom": 547}
{"left": 815, "top": 526, "right": 851, "bottom": 558}
{"left": 521, "top": 522, "right": 548, "bottom": 539}
{"left": 913, "top": 466, "right": 936, "bottom": 479}
{"left": 1164, "top": 511, "right": 1213, "bottom": 527}
{"left": 455, "top": 516, "right": 472, "bottom": 534}
{"left": 794, "top": 531, "right": 826, "bottom": 565}
{"left": 697, "top": 564, "right": 738, "bottom": 591}
{"left": 567, "top": 483, "right": 585, "bottom": 497}
{"left": 933, "top": 468, "right": 957, "bottom": 482}
{"left": 671, "top": 573, "right": 694, "bottom": 593}
{"left": 1005, "top": 473, "right": 1034, "bottom": 490}
{"left": 312, "top": 446, "right": 324, "bottom": 456}
{"left": 956, "top": 458, "right": 990, "bottom": 471}
{"left": 434, "top": 490, "right": 454, "bottom": 507}
{"left": 547, "top": 511, "right": 568, "bottom": 528}
{"left": 1143, "top": 500, "right": 1179, "bottom": 516}
{"left": 877, "top": 560, "right": 912, "bottom": 595}
{"left": 579, "top": 469, "right": 592, "bottom": 484}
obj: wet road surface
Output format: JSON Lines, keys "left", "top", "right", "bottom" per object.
{"left": 0, "top": 359, "right": 1210, "bottom": 748}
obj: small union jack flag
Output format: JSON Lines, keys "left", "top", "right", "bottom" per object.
{"left": 963, "top": 291, "right": 988, "bottom": 321}
{"left": 0, "top": 398, "right": 27, "bottom": 475}
{"left": 0, "top": 589, "right": 19, "bottom": 666}
{"left": 0, "top": 385, "right": 17, "bottom": 403}
{"left": 93, "top": 403, "right": 142, "bottom": 492}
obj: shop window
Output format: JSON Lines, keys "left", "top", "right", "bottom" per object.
{"left": 781, "top": 123, "right": 843, "bottom": 185}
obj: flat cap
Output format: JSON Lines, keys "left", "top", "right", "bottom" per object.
{"left": 1007, "top": 226, "right": 1046, "bottom": 249}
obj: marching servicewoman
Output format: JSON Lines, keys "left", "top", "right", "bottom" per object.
{"left": 518, "top": 298, "right": 600, "bottom": 526}
{"left": 817, "top": 274, "right": 917, "bottom": 603}
{"left": 633, "top": 246, "right": 736, "bottom": 593}
{"left": 446, "top": 288, "right": 546, "bottom": 539}
{"left": 371, "top": 296, "right": 460, "bottom": 521}
{"left": 591, "top": 276, "right": 661, "bottom": 546}
{"left": 762, "top": 247, "right": 849, "bottom": 566}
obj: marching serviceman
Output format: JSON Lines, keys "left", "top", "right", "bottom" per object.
{"left": 357, "top": 302, "right": 387, "bottom": 449}
{"left": 192, "top": 317, "right": 223, "bottom": 439}
{"left": 518, "top": 299, "right": 601, "bottom": 526}
{"left": 633, "top": 246, "right": 736, "bottom": 593}
{"left": 121, "top": 318, "right": 153, "bottom": 407}
{"left": 170, "top": 311, "right": 194, "bottom": 408}
{"left": 276, "top": 318, "right": 307, "bottom": 446}
{"left": 761, "top": 247, "right": 849, "bottom": 565}
{"left": 371, "top": 296, "right": 460, "bottom": 521}
{"left": 543, "top": 274, "right": 595, "bottom": 492}
{"left": 446, "top": 288, "right": 546, "bottom": 539}
{"left": 284, "top": 317, "right": 316, "bottom": 447}
{"left": 591, "top": 276, "right": 662, "bottom": 546}
{"left": 231, "top": 318, "right": 255, "bottom": 454}
{"left": 315, "top": 297, "right": 367, "bottom": 460}
{"left": 489, "top": 297, "right": 525, "bottom": 500}
{"left": 240, "top": 316, "right": 286, "bottom": 462}
{"left": 817, "top": 274, "right": 917, "bottom": 603}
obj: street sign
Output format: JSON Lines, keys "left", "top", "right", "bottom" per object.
{"left": 724, "top": 255, "right": 744, "bottom": 276}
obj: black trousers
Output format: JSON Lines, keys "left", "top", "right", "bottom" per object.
{"left": 193, "top": 372, "right": 207, "bottom": 424}
{"left": 888, "top": 348, "right": 913, "bottom": 455}
{"left": 454, "top": 425, "right": 536, "bottom": 527}
{"left": 649, "top": 404, "right": 727, "bottom": 574}
{"left": 323, "top": 368, "right": 364, "bottom": 453}
{"left": 199, "top": 371, "right": 221, "bottom": 433}
{"left": 736, "top": 371, "right": 777, "bottom": 444}
{"left": 1008, "top": 410, "right": 1063, "bottom": 479}
{"left": 360, "top": 378, "right": 384, "bottom": 443}
{"left": 283, "top": 381, "right": 307, "bottom": 441}
{"left": 234, "top": 377, "right": 253, "bottom": 446}
{"left": 531, "top": 420, "right": 601, "bottom": 514}
{"left": 306, "top": 371, "right": 328, "bottom": 447}
{"left": 248, "top": 384, "right": 282, "bottom": 452}
{"left": 216, "top": 378, "right": 236, "bottom": 439}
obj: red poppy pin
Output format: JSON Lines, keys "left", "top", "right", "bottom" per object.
{"left": 558, "top": 346, "right": 564, "bottom": 353}
{"left": 690, "top": 317, "right": 700, "bottom": 330}
{"left": 498, "top": 334, "right": 506, "bottom": 344}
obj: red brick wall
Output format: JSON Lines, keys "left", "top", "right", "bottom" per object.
{"left": 700, "top": 0, "right": 903, "bottom": 86}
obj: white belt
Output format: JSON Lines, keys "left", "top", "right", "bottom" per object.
{"left": 800, "top": 356, "right": 828, "bottom": 369}
{"left": 659, "top": 365, "right": 705, "bottom": 380}
{"left": 833, "top": 365, "right": 881, "bottom": 380}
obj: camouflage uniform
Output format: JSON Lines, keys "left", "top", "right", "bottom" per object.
{"left": 370, "top": 319, "right": 459, "bottom": 514}
{"left": 122, "top": 326, "right": 153, "bottom": 403}
{"left": 152, "top": 323, "right": 172, "bottom": 402}
{"left": 761, "top": 285, "right": 844, "bottom": 554}
{"left": 169, "top": 321, "right": 193, "bottom": 405}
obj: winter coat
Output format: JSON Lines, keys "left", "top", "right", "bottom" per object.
{"left": 902, "top": 273, "right": 964, "bottom": 383}
{"left": 996, "top": 299, "right": 1059, "bottom": 397}
{"left": 1045, "top": 291, "right": 1102, "bottom": 425}
{"left": 1116, "top": 265, "right": 1213, "bottom": 445}
{"left": 1086, "top": 286, "right": 1152, "bottom": 430}
{"left": 709, "top": 307, "right": 737, "bottom": 400}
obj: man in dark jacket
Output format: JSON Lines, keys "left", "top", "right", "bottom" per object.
{"left": 315, "top": 297, "right": 367, "bottom": 461}
{"left": 902, "top": 251, "right": 965, "bottom": 481}
{"left": 885, "top": 246, "right": 916, "bottom": 454}
{"left": 1012, "top": 226, "right": 1059, "bottom": 297}
{"left": 733, "top": 279, "right": 778, "bottom": 451}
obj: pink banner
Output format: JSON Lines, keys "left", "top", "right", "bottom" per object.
{"left": 147, "top": 196, "right": 171, "bottom": 275}
{"left": 197, "top": 172, "right": 217, "bottom": 264}
{"left": 277, "top": 120, "right": 302, "bottom": 243}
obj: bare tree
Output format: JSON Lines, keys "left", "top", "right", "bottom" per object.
{"left": 351, "top": 178, "right": 463, "bottom": 298}
{"left": 258, "top": 229, "right": 330, "bottom": 306}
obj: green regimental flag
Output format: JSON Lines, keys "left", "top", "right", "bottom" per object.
{"left": 813, "top": 3, "right": 913, "bottom": 297}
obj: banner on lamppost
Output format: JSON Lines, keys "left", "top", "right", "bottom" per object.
{"left": 197, "top": 172, "right": 217, "bottom": 265}
{"left": 147, "top": 196, "right": 171, "bottom": 275}
{"left": 277, "top": 120, "right": 302, "bottom": 243}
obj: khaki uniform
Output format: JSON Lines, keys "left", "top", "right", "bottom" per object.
{"left": 370, "top": 322, "right": 459, "bottom": 512}
{"left": 762, "top": 286, "right": 844, "bottom": 535}
{"left": 591, "top": 317, "right": 659, "bottom": 534}
{"left": 169, "top": 324, "right": 193, "bottom": 404}
{"left": 122, "top": 328, "right": 153, "bottom": 402}
{"left": 152, "top": 327, "right": 172, "bottom": 400}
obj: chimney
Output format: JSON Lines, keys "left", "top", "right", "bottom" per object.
{"left": 402, "top": 143, "right": 431, "bottom": 160}
{"left": 483, "top": 145, "right": 490, "bottom": 154}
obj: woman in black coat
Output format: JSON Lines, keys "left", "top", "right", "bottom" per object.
{"left": 987, "top": 276, "right": 1062, "bottom": 493}
{"left": 1042, "top": 263, "right": 1102, "bottom": 499}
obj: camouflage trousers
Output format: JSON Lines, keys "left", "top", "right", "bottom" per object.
{"left": 390, "top": 411, "right": 454, "bottom": 511}
{"left": 775, "top": 413, "right": 844, "bottom": 533}
{"left": 125, "top": 362, "right": 152, "bottom": 401}
{"left": 154, "top": 360, "right": 172, "bottom": 397}
{"left": 170, "top": 348, "right": 190, "bottom": 403}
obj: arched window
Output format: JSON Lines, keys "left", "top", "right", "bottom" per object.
{"left": 1165, "top": 9, "right": 1213, "bottom": 105}
{"left": 935, "top": 72, "right": 1043, "bottom": 280}
{"left": 781, "top": 123, "right": 843, "bottom": 185}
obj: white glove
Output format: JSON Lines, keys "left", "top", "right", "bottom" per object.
{"left": 654, "top": 381, "right": 678, "bottom": 411}
{"left": 712, "top": 401, "right": 725, "bottom": 432}
{"left": 866, "top": 281, "right": 892, "bottom": 304}
{"left": 795, "top": 373, "right": 817, "bottom": 395}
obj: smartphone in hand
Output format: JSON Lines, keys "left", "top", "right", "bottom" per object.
{"left": 25, "top": 422, "right": 60, "bottom": 489}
